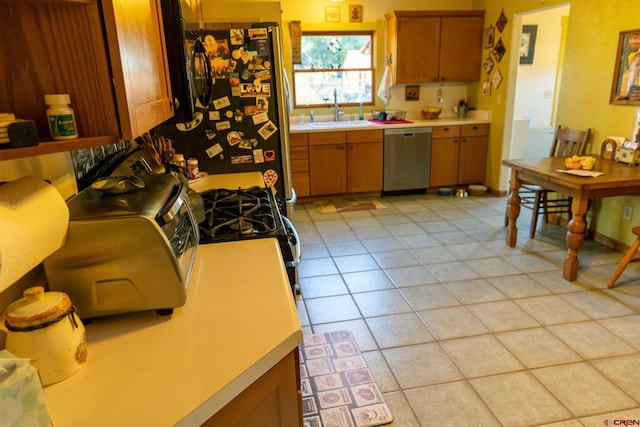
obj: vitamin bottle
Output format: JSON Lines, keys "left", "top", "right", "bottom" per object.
{"left": 45, "top": 94, "right": 78, "bottom": 140}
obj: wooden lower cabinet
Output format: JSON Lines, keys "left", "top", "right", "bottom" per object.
{"left": 203, "top": 350, "right": 302, "bottom": 427}
{"left": 290, "top": 133, "right": 310, "bottom": 197}
{"left": 430, "top": 124, "right": 489, "bottom": 187}
{"left": 306, "top": 129, "right": 383, "bottom": 197}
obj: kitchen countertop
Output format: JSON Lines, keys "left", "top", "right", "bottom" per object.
{"left": 289, "top": 114, "right": 490, "bottom": 133}
{"left": 42, "top": 239, "right": 302, "bottom": 427}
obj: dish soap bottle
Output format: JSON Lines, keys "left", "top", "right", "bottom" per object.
{"left": 358, "top": 102, "right": 364, "bottom": 120}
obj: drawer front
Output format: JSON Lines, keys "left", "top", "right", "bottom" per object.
{"left": 291, "top": 158, "right": 309, "bottom": 172}
{"left": 308, "top": 131, "right": 346, "bottom": 146}
{"left": 346, "top": 129, "right": 383, "bottom": 143}
{"left": 432, "top": 125, "right": 461, "bottom": 138}
{"left": 290, "top": 146, "right": 308, "bottom": 160}
{"left": 290, "top": 133, "right": 308, "bottom": 146}
{"left": 461, "top": 124, "right": 489, "bottom": 137}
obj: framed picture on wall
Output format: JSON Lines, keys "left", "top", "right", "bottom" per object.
{"left": 519, "top": 25, "right": 537, "bottom": 65}
{"left": 610, "top": 29, "right": 640, "bottom": 105}
{"left": 325, "top": 6, "right": 340, "bottom": 22}
{"left": 484, "top": 26, "right": 495, "bottom": 49}
{"left": 349, "top": 5, "right": 362, "bottom": 23}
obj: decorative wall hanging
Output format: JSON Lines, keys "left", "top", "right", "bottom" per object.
{"left": 519, "top": 25, "right": 537, "bottom": 65}
{"left": 482, "top": 79, "right": 492, "bottom": 96}
{"left": 483, "top": 54, "right": 495, "bottom": 74}
{"left": 492, "top": 37, "right": 506, "bottom": 63}
{"left": 289, "top": 21, "right": 302, "bottom": 64}
{"left": 496, "top": 8, "right": 508, "bottom": 33}
{"left": 405, "top": 85, "right": 419, "bottom": 101}
{"left": 484, "top": 25, "right": 495, "bottom": 49}
{"left": 491, "top": 68, "right": 503, "bottom": 89}
{"left": 325, "top": 6, "right": 340, "bottom": 22}
{"left": 610, "top": 29, "right": 640, "bottom": 105}
{"left": 349, "top": 5, "right": 362, "bottom": 23}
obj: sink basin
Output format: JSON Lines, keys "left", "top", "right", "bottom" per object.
{"left": 307, "top": 120, "right": 374, "bottom": 129}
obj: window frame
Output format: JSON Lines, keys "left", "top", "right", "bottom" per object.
{"left": 292, "top": 30, "right": 375, "bottom": 109}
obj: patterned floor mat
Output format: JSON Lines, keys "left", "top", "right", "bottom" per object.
{"left": 314, "top": 198, "right": 388, "bottom": 214}
{"left": 300, "top": 331, "right": 393, "bottom": 427}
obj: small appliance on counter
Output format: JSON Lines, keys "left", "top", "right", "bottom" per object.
{"left": 43, "top": 173, "right": 199, "bottom": 320}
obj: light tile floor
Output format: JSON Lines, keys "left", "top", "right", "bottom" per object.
{"left": 294, "top": 194, "right": 640, "bottom": 426}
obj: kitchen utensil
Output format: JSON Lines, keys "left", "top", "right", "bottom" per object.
{"left": 456, "top": 189, "right": 468, "bottom": 197}
{"left": 3, "top": 286, "right": 87, "bottom": 385}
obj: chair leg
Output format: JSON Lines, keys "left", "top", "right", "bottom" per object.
{"left": 530, "top": 191, "right": 543, "bottom": 239}
{"left": 542, "top": 192, "right": 549, "bottom": 223}
{"left": 608, "top": 237, "right": 640, "bottom": 288}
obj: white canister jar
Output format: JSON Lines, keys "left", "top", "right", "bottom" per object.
{"left": 3, "top": 286, "right": 87, "bottom": 386}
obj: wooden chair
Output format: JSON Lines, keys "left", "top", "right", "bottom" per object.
{"left": 505, "top": 125, "right": 592, "bottom": 238}
{"left": 608, "top": 226, "right": 640, "bottom": 288}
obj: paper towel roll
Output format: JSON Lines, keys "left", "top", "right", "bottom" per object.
{"left": 0, "top": 176, "right": 69, "bottom": 292}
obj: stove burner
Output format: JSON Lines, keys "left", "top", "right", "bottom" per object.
{"left": 199, "top": 187, "right": 279, "bottom": 241}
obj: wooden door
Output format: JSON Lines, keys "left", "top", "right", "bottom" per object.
{"left": 430, "top": 137, "right": 459, "bottom": 187}
{"left": 102, "top": 0, "right": 173, "bottom": 139}
{"left": 309, "top": 144, "right": 347, "bottom": 195}
{"left": 348, "top": 141, "right": 383, "bottom": 193}
{"left": 438, "top": 15, "right": 485, "bottom": 82}
{"left": 457, "top": 136, "right": 488, "bottom": 185}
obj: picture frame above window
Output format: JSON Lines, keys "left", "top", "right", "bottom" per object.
{"left": 325, "top": 6, "right": 340, "bottom": 23}
{"left": 611, "top": 29, "right": 640, "bottom": 105}
{"left": 519, "top": 25, "right": 537, "bottom": 65}
{"left": 349, "top": 5, "right": 362, "bottom": 23}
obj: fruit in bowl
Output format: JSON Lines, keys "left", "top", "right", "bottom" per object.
{"left": 421, "top": 106, "right": 441, "bottom": 120}
{"left": 565, "top": 155, "right": 596, "bottom": 170}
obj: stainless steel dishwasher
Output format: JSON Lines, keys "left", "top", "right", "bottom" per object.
{"left": 383, "top": 127, "right": 432, "bottom": 194}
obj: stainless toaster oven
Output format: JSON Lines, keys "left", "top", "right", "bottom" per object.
{"left": 44, "top": 173, "right": 199, "bottom": 319}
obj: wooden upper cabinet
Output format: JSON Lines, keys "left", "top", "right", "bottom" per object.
{"left": 0, "top": 0, "right": 173, "bottom": 160}
{"left": 385, "top": 10, "right": 485, "bottom": 84}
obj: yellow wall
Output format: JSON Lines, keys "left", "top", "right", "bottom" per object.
{"left": 471, "top": 0, "right": 640, "bottom": 245}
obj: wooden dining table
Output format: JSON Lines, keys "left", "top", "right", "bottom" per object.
{"left": 502, "top": 156, "right": 640, "bottom": 281}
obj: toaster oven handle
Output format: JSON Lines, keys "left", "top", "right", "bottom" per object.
{"left": 281, "top": 215, "right": 301, "bottom": 267}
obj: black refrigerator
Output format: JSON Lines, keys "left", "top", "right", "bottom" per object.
{"left": 155, "top": 23, "right": 294, "bottom": 217}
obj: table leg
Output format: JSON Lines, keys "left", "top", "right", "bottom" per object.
{"left": 506, "top": 176, "right": 521, "bottom": 247}
{"left": 563, "top": 196, "right": 589, "bottom": 281}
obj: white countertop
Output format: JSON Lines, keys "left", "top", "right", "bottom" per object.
{"left": 43, "top": 239, "right": 302, "bottom": 427}
{"left": 289, "top": 113, "right": 490, "bottom": 134}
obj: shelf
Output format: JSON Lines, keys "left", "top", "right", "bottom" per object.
{"left": 0, "top": 136, "right": 118, "bottom": 161}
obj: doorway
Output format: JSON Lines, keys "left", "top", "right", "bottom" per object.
{"left": 499, "top": 3, "right": 571, "bottom": 191}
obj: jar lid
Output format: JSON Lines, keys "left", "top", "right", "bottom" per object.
{"left": 3, "top": 286, "right": 72, "bottom": 329}
{"left": 44, "top": 94, "right": 71, "bottom": 105}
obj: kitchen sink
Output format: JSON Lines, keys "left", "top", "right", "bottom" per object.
{"left": 307, "top": 120, "right": 375, "bottom": 129}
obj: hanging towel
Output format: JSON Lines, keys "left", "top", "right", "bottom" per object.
{"left": 282, "top": 67, "right": 293, "bottom": 113}
{"left": 377, "top": 64, "right": 393, "bottom": 105}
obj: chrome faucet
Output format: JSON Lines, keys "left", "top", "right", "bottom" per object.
{"left": 333, "top": 88, "right": 343, "bottom": 122}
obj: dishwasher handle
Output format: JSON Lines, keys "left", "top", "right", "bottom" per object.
{"left": 384, "top": 127, "right": 432, "bottom": 137}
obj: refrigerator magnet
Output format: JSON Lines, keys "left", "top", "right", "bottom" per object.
{"left": 206, "top": 143, "right": 223, "bottom": 158}
{"left": 227, "top": 131, "right": 242, "bottom": 146}
{"left": 252, "top": 111, "right": 269, "bottom": 125}
{"left": 263, "top": 170, "right": 279, "bottom": 189}
{"left": 213, "top": 96, "right": 231, "bottom": 110}
{"left": 263, "top": 150, "right": 276, "bottom": 162}
{"left": 231, "top": 154, "right": 253, "bottom": 164}
{"left": 209, "top": 111, "right": 220, "bottom": 121}
{"left": 230, "top": 29, "right": 244, "bottom": 45}
{"left": 253, "top": 149, "right": 265, "bottom": 163}
{"left": 216, "top": 121, "right": 231, "bottom": 131}
{"left": 238, "top": 140, "right": 252, "bottom": 150}
{"left": 248, "top": 28, "right": 268, "bottom": 39}
{"left": 258, "top": 121, "right": 277, "bottom": 140}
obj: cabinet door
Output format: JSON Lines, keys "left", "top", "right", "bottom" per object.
{"left": 430, "top": 137, "right": 459, "bottom": 187}
{"left": 290, "top": 133, "right": 310, "bottom": 197}
{"left": 457, "top": 136, "right": 488, "bottom": 185}
{"left": 438, "top": 15, "right": 485, "bottom": 82}
{"left": 348, "top": 141, "right": 382, "bottom": 193}
{"left": 309, "top": 144, "right": 347, "bottom": 196}
{"left": 102, "top": 0, "right": 173, "bottom": 139}
{"left": 394, "top": 16, "right": 440, "bottom": 83}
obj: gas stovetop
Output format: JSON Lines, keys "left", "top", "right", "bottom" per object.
{"left": 198, "top": 187, "right": 284, "bottom": 243}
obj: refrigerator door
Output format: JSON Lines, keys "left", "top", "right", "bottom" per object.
{"left": 154, "top": 24, "right": 293, "bottom": 202}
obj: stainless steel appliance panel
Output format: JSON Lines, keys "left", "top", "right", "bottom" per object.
{"left": 383, "top": 127, "right": 432, "bottom": 192}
